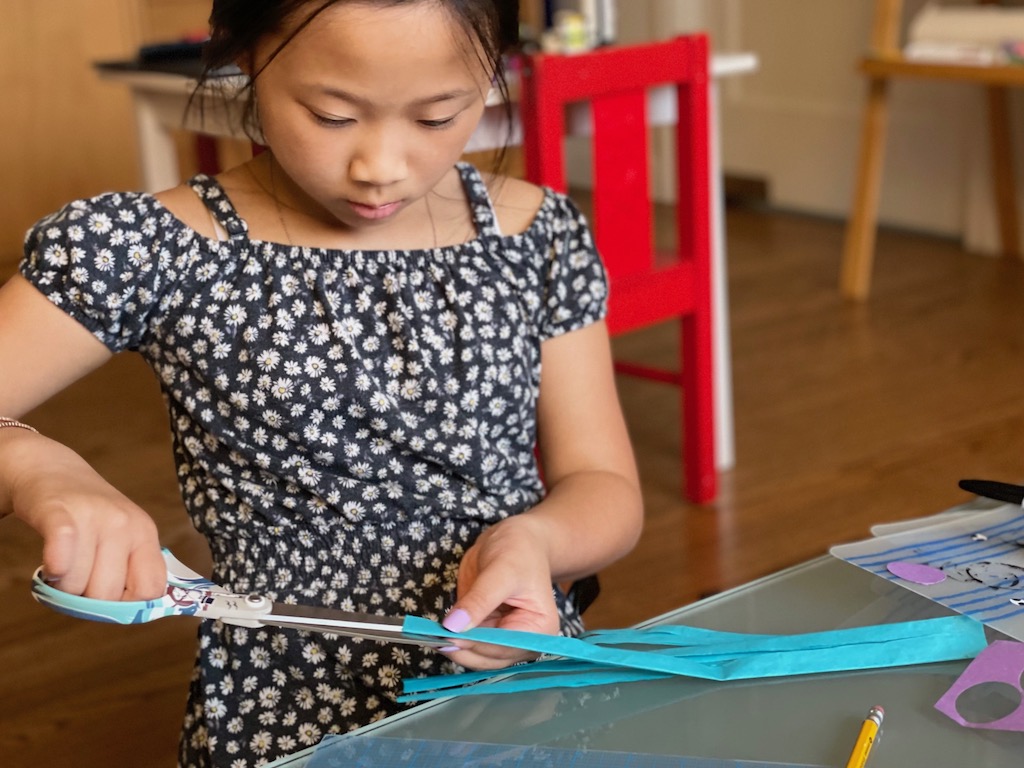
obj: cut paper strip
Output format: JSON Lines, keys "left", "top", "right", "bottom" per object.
{"left": 887, "top": 561, "right": 947, "bottom": 585}
{"left": 401, "top": 660, "right": 670, "bottom": 701}
{"left": 580, "top": 625, "right": 785, "bottom": 646}
{"left": 307, "top": 735, "right": 831, "bottom": 768}
{"left": 400, "top": 615, "right": 987, "bottom": 701}
{"left": 935, "top": 641, "right": 1024, "bottom": 731}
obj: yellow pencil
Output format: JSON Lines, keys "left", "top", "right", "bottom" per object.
{"left": 845, "top": 705, "right": 884, "bottom": 768}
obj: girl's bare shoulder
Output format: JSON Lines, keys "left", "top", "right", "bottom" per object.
{"left": 487, "top": 175, "right": 549, "bottom": 236}
{"left": 154, "top": 182, "right": 220, "bottom": 239}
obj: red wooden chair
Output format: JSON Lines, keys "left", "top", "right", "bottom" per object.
{"left": 519, "top": 35, "right": 716, "bottom": 503}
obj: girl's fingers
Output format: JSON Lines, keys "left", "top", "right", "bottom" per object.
{"left": 38, "top": 513, "right": 96, "bottom": 596}
{"left": 7, "top": 440, "right": 163, "bottom": 601}
{"left": 30, "top": 498, "right": 163, "bottom": 600}
{"left": 37, "top": 514, "right": 77, "bottom": 583}
{"left": 439, "top": 606, "right": 557, "bottom": 670}
{"left": 86, "top": 534, "right": 132, "bottom": 601}
{"left": 124, "top": 542, "right": 168, "bottom": 601}
{"left": 442, "top": 643, "right": 540, "bottom": 670}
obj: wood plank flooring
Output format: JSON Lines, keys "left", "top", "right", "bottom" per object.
{"left": 2, "top": 205, "right": 1024, "bottom": 766}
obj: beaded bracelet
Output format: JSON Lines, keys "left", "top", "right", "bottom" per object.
{"left": 0, "top": 417, "right": 38, "bottom": 434}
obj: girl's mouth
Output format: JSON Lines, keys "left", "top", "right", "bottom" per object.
{"left": 347, "top": 199, "right": 404, "bottom": 220}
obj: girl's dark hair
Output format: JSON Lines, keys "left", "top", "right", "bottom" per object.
{"left": 198, "top": 0, "right": 518, "bottom": 172}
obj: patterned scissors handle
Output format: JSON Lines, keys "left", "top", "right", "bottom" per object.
{"left": 31, "top": 548, "right": 272, "bottom": 626}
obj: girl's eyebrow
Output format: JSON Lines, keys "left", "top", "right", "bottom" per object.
{"left": 318, "top": 86, "right": 477, "bottom": 107}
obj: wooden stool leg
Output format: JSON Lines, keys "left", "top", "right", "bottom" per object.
{"left": 841, "top": 77, "right": 891, "bottom": 300}
{"left": 987, "top": 85, "right": 1021, "bottom": 260}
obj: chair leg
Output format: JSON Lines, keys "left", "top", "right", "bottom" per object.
{"left": 987, "top": 85, "right": 1021, "bottom": 260}
{"left": 195, "top": 135, "right": 220, "bottom": 176}
{"left": 681, "top": 311, "right": 716, "bottom": 504}
{"left": 841, "top": 77, "right": 891, "bottom": 300}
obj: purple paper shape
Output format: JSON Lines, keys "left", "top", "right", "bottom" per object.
{"left": 935, "top": 641, "right": 1024, "bottom": 731}
{"left": 886, "top": 561, "right": 946, "bottom": 586}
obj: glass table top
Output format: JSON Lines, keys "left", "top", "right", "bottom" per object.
{"left": 270, "top": 554, "right": 1024, "bottom": 767}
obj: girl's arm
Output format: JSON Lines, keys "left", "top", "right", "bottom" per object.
{"left": 444, "top": 320, "right": 644, "bottom": 669}
{"left": 0, "top": 275, "right": 166, "bottom": 600}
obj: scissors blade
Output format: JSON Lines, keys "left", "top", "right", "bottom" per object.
{"left": 259, "top": 603, "right": 451, "bottom": 648}
{"left": 30, "top": 548, "right": 455, "bottom": 648}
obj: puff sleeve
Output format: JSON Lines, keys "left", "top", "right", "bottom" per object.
{"left": 538, "top": 193, "right": 609, "bottom": 341}
{"left": 20, "top": 193, "right": 168, "bottom": 352}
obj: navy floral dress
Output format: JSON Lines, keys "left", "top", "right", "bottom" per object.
{"left": 21, "top": 163, "right": 608, "bottom": 767}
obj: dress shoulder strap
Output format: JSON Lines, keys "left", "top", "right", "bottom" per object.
{"left": 457, "top": 162, "right": 503, "bottom": 238}
{"left": 187, "top": 174, "right": 249, "bottom": 241}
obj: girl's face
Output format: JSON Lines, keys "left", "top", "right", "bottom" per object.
{"left": 250, "top": 1, "right": 493, "bottom": 232}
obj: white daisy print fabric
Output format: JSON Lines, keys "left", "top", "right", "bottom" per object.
{"left": 21, "top": 163, "right": 608, "bottom": 767}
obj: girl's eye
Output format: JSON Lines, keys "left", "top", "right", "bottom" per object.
{"left": 418, "top": 117, "right": 456, "bottom": 129}
{"left": 313, "top": 114, "right": 353, "bottom": 127}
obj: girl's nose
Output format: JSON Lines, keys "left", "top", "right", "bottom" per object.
{"left": 349, "top": 134, "right": 408, "bottom": 187}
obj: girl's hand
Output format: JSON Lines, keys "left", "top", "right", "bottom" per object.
{"left": 1, "top": 430, "right": 166, "bottom": 601}
{"left": 440, "top": 516, "right": 562, "bottom": 670}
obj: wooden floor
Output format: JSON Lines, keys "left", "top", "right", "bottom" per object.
{"left": 3, "top": 204, "right": 1024, "bottom": 766}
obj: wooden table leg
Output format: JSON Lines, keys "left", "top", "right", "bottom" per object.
{"left": 841, "top": 77, "right": 891, "bottom": 300}
{"left": 987, "top": 85, "right": 1021, "bottom": 259}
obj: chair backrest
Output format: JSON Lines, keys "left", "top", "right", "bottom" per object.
{"left": 519, "top": 35, "right": 712, "bottom": 336}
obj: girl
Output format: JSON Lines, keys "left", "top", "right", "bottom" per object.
{"left": 0, "top": 1, "right": 643, "bottom": 765}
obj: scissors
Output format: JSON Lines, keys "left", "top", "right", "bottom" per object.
{"left": 31, "top": 548, "right": 451, "bottom": 648}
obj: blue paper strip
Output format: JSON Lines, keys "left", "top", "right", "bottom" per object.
{"left": 401, "top": 664, "right": 671, "bottom": 701}
{"left": 400, "top": 615, "right": 986, "bottom": 700}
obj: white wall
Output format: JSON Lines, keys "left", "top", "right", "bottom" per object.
{"left": 609, "top": 0, "right": 1024, "bottom": 253}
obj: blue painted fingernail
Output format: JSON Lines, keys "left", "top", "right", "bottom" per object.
{"left": 439, "top": 645, "right": 460, "bottom": 653}
{"left": 442, "top": 608, "right": 471, "bottom": 633}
